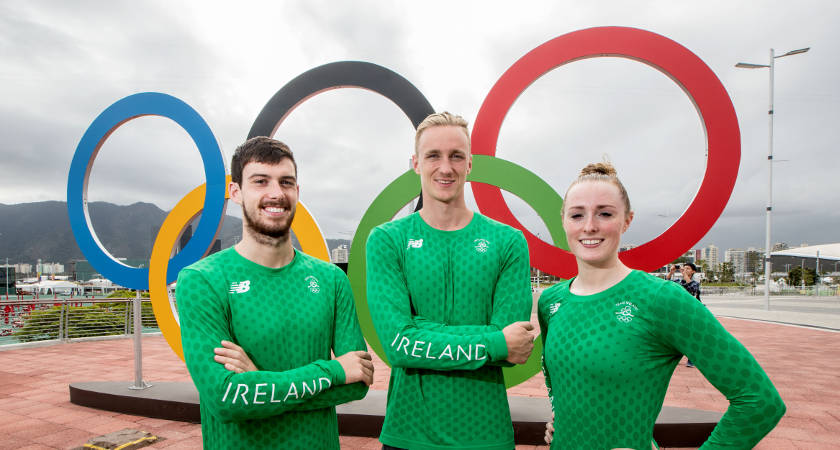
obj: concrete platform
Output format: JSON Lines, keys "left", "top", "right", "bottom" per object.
{"left": 2, "top": 312, "right": 838, "bottom": 449}
{"left": 69, "top": 382, "right": 722, "bottom": 446}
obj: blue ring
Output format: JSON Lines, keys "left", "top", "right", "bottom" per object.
{"left": 67, "top": 92, "right": 226, "bottom": 289}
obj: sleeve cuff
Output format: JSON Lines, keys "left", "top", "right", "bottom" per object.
{"left": 325, "top": 359, "right": 346, "bottom": 385}
{"left": 485, "top": 330, "right": 508, "bottom": 362}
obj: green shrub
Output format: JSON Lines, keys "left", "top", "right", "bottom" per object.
{"left": 13, "top": 304, "right": 145, "bottom": 342}
{"left": 107, "top": 290, "right": 150, "bottom": 298}
{"left": 13, "top": 307, "right": 62, "bottom": 342}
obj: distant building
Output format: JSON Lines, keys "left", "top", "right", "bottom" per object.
{"left": 331, "top": 245, "right": 349, "bottom": 263}
{"left": 68, "top": 260, "right": 98, "bottom": 282}
{"left": 37, "top": 262, "right": 65, "bottom": 275}
{"left": 67, "top": 258, "right": 146, "bottom": 282}
{"left": 745, "top": 247, "right": 764, "bottom": 274}
{"left": 1, "top": 264, "right": 15, "bottom": 295}
{"left": 701, "top": 245, "right": 719, "bottom": 271}
{"left": 771, "top": 243, "right": 840, "bottom": 276}
{"left": 725, "top": 249, "right": 746, "bottom": 275}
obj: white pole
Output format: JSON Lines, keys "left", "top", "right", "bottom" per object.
{"left": 816, "top": 250, "right": 821, "bottom": 296}
{"left": 763, "top": 49, "right": 775, "bottom": 311}
{"left": 129, "top": 290, "right": 151, "bottom": 390}
{"left": 801, "top": 259, "right": 805, "bottom": 290}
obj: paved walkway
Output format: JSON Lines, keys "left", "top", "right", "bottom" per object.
{"left": 704, "top": 295, "right": 840, "bottom": 330}
{"left": 0, "top": 296, "right": 837, "bottom": 449}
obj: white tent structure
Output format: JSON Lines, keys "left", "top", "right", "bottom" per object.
{"left": 17, "top": 280, "right": 84, "bottom": 296}
{"left": 771, "top": 243, "right": 840, "bottom": 276}
{"left": 772, "top": 243, "right": 840, "bottom": 260}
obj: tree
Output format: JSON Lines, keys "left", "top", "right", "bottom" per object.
{"left": 670, "top": 256, "right": 690, "bottom": 265}
{"left": 745, "top": 250, "right": 764, "bottom": 275}
{"left": 719, "top": 262, "right": 735, "bottom": 283}
{"left": 788, "top": 267, "right": 816, "bottom": 287}
{"left": 697, "top": 260, "right": 711, "bottom": 279}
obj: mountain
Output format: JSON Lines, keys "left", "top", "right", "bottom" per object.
{"left": 0, "top": 201, "right": 242, "bottom": 265}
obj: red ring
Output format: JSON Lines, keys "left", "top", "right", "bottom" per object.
{"left": 472, "top": 26, "right": 740, "bottom": 278}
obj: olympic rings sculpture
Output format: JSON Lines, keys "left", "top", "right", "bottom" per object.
{"left": 67, "top": 27, "right": 739, "bottom": 387}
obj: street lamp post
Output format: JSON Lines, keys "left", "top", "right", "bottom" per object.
{"left": 736, "top": 47, "right": 809, "bottom": 310}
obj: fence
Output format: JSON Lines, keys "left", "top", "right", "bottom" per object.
{"left": 0, "top": 297, "right": 160, "bottom": 346}
{"left": 701, "top": 285, "right": 840, "bottom": 297}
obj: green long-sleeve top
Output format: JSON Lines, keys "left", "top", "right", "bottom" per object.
{"left": 366, "top": 212, "right": 532, "bottom": 449}
{"left": 538, "top": 270, "right": 785, "bottom": 449}
{"left": 177, "top": 247, "right": 369, "bottom": 449}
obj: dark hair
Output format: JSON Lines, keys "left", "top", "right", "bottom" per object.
{"left": 231, "top": 137, "right": 297, "bottom": 185}
{"left": 684, "top": 263, "right": 698, "bottom": 272}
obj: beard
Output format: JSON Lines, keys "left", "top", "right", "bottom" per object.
{"left": 242, "top": 201, "right": 296, "bottom": 241}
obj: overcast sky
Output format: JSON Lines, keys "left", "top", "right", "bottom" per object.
{"left": 1, "top": 0, "right": 837, "bottom": 260}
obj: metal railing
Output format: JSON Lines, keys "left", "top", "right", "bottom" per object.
{"left": 0, "top": 297, "right": 160, "bottom": 346}
{"left": 701, "top": 285, "right": 839, "bottom": 297}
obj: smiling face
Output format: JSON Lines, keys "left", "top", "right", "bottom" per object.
{"left": 230, "top": 159, "right": 299, "bottom": 240}
{"left": 413, "top": 125, "right": 472, "bottom": 206}
{"left": 562, "top": 180, "right": 633, "bottom": 268}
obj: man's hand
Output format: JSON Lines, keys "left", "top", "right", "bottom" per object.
{"left": 545, "top": 413, "right": 554, "bottom": 444}
{"left": 335, "top": 350, "right": 374, "bottom": 385}
{"left": 214, "top": 340, "right": 258, "bottom": 373}
{"left": 503, "top": 321, "right": 536, "bottom": 364}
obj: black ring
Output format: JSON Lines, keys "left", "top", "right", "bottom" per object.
{"left": 248, "top": 61, "right": 435, "bottom": 138}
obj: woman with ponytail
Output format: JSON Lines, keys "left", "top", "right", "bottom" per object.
{"left": 538, "top": 161, "right": 785, "bottom": 449}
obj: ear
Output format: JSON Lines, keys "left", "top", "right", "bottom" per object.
{"left": 229, "top": 181, "right": 242, "bottom": 205}
{"left": 466, "top": 153, "right": 472, "bottom": 175}
{"left": 623, "top": 211, "right": 634, "bottom": 233}
{"left": 412, "top": 153, "right": 420, "bottom": 174}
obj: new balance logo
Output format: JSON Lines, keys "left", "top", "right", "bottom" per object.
{"left": 229, "top": 280, "right": 251, "bottom": 294}
{"left": 549, "top": 302, "right": 562, "bottom": 315}
{"left": 407, "top": 238, "right": 424, "bottom": 249}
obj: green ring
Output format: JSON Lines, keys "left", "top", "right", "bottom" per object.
{"left": 349, "top": 154, "right": 566, "bottom": 387}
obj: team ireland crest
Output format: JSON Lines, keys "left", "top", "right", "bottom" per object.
{"left": 474, "top": 238, "right": 490, "bottom": 253}
{"left": 614, "top": 300, "right": 639, "bottom": 324}
{"left": 305, "top": 276, "right": 320, "bottom": 294}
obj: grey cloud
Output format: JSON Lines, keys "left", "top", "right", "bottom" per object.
{"left": 1, "top": 1, "right": 838, "bottom": 260}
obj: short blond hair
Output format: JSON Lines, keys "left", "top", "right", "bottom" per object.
{"left": 414, "top": 111, "right": 470, "bottom": 154}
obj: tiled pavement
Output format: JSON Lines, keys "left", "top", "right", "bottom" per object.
{"left": 0, "top": 316, "right": 837, "bottom": 449}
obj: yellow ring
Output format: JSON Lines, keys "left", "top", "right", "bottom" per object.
{"left": 149, "top": 177, "right": 329, "bottom": 361}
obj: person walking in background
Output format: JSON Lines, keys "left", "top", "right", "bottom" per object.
{"left": 667, "top": 262, "right": 702, "bottom": 367}
{"left": 667, "top": 262, "right": 701, "bottom": 300}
